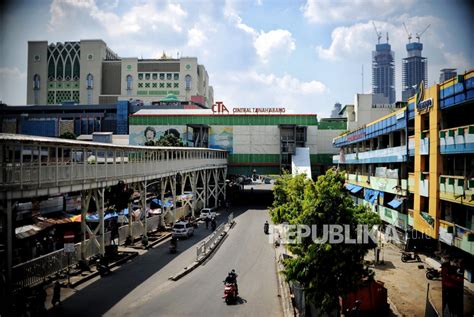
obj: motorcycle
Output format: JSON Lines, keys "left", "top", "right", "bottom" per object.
{"left": 211, "top": 219, "right": 217, "bottom": 231}
{"left": 222, "top": 282, "right": 238, "bottom": 305}
{"left": 96, "top": 258, "right": 111, "bottom": 277}
{"left": 401, "top": 251, "right": 421, "bottom": 263}
{"left": 264, "top": 222, "right": 269, "bottom": 234}
{"left": 426, "top": 267, "right": 441, "bottom": 280}
{"left": 169, "top": 237, "right": 178, "bottom": 254}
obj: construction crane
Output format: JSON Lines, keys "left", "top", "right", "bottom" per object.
{"left": 403, "top": 22, "right": 412, "bottom": 43}
{"left": 372, "top": 21, "right": 382, "bottom": 44}
{"left": 416, "top": 24, "right": 431, "bottom": 42}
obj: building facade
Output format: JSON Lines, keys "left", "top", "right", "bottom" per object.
{"left": 333, "top": 69, "right": 474, "bottom": 269}
{"left": 402, "top": 42, "right": 428, "bottom": 102}
{"left": 26, "top": 40, "right": 214, "bottom": 108}
{"left": 372, "top": 43, "right": 396, "bottom": 104}
{"left": 129, "top": 109, "right": 346, "bottom": 176}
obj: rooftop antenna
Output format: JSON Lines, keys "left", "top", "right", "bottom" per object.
{"left": 403, "top": 22, "right": 412, "bottom": 43}
{"left": 372, "top": 21, "right": 382, "bottom": 44}
{"left": 177, "top": 51, "right": 180, "bottom": 59}
{"left": 416, "top": 24, "right": 431, "bottom": 42}
{"left": 386, "top": 32, "right": 389, "bottom": 43}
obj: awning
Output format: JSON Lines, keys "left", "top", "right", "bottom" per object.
{"left": 345, "top": 184, "right": 355, "bottom": 191}
{"left": 370, "top": 191, "right": 380, "bottom": 204}
{"left": 350, "top": 185, "right": 363, "bottom": 193}
{"left": 364, "top": 189, "right": 374, "bottom": 201}
{"left": 15, "top": 224, "right": 42, "bottom": 239}
{"left": 387, "top": 198, "right": 404, "bottom": 209}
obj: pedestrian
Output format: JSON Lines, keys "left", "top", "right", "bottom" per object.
{"left": 205, "top": 216, "right": 210, "bottom": 229}
{"left": 52, "top": 281, "right": 61, "bottom": 307}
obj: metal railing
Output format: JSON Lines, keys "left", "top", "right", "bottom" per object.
{"left": 0, "top": 133, "right": 227, "bottom": 199}
{"left": 12, "top": 232, "right": 112, "bottom": 290}
{"left": 196, "top": 213, "right": 234, "bottom": 261}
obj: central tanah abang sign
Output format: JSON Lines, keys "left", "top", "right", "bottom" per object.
{"left": 212, "top": 101, "right": 286, "bottom": 114}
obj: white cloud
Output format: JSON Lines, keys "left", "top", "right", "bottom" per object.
{"left": 0, "top": 67, "right": 27, "bottom": 105}
{"left": 224, "top": 3, "right": 295, "bottom": 63}
{"left": 302, "top": 0, "right": 415, "bottom": 24}
{"left": 442, "top": 52, "right": 471, "bottom": 73}
{"left": 187, "top": 27, "right": 207, "bottom": 48}
{"left": 254, "top": 30, "right": 296, "bottom": 63}
{"left": 49, "top": 0, "right": 188, "bottom": 36}
{"left": 212, "top": 70, "right": 328, "bottom": 114}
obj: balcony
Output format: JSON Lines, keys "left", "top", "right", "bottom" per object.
{"left": 439, "top": 175, "right": 474, "bottom": 207}
{"left": 378, "top": 206, "right": 409, "bottom": 231}
{"left": 408, "top": 208, "right": 414, "bottom": 227}
{"left": 439, "top": 219, "right": 454, "bottom": 245}
{"left": 333, "top": 145, "right": 407, "bottom": 164}
{"left": 439, "top": 125, "right": 474, "bottom": 154}
{"left": 345, "top": 172, "right": 407, "bottom": 196}
{"left": 408, "top": 136, "right": 414, "bottom": 156}
{"left": 420, "top": 132, "right": 429, "bottom": 155}
{"left": 420, "top": 173, "right": 429, "bottom": 197}
{"left": 408, "top": 173, "right": 415, "bottom": 193}
{"left": 453, "top": 224, "right": 474, "bottom": 255}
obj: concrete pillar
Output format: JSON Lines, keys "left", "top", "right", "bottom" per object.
{"left": 80, "top": 190, "right": 92, "bottom": 260}
{"left": 142, "top": 180, "right": 148, "bottom": 239}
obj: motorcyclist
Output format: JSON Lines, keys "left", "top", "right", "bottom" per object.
{"left": 211, "top": 217, "right": 217, "bottom": 231}
{"left": 224, "top": 269, "right": 238, "bottom": 295}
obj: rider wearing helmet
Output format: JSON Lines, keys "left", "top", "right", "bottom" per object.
{"left": 225, "top": 269, "right": 238, "bottom": 295}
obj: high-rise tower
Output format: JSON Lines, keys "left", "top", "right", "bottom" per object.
{"left": 372, "top": 36, "right": 395, "bottom": 104}
{"left": 402, "top": 42, "right": 427, "bottom": 101}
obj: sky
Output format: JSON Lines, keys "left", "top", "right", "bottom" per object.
{"left": 0, "top": 0, "right": 473, "bottom": 118}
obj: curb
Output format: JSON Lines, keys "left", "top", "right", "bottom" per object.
{"left": 69, "top": 251, "right": 138, "bottom": 288}
{"left": 275, "top": 247, "right": 295, "bottom": 317}
{"left": 124, "top": 232, "right": 172, "bottom": 250}
{"left": 169, "top": 224, "right": 232, "bottom": 281}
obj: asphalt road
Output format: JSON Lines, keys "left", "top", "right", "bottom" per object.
{"left": 51, "top": 205, "right": 282, "bottom": 317}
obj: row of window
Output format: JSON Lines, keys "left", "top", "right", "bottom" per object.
{"left": 138, "top": 82, "right": 179, "bottom": 88}
{"left": 138, "top": 73, "right": 179, "bottom": 81}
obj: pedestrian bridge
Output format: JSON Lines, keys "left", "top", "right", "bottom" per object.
{"left": 0, "top": 133, "right": 228, "bottom": 292}
{"left": 0, "top": 133, "right": 227, "bottom": 200}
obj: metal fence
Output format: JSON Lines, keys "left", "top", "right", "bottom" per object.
{"left": 12, "top": 232, "right": 112, "bottom": 290}
{"left": 196, "top": 213, "right": 233, "bottom": 261}
{"left": 117, "top": 215, "right": 162, "bottom": 245}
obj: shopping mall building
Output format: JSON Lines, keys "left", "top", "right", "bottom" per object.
{"left": 333, "top": 70, "right": 474, "bottom": 275}
{"left": 129, "top": 106, "right": 346, "bottom": 176}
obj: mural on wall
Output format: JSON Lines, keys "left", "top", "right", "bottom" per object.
{"left": 129, "top": 125, "right": 189, "bottom": 145}
{"left": 130, "top": 125, "right": 234, "bottom": 153}
{"left": 209, "top": 126, "right": 233, "bottom": 153}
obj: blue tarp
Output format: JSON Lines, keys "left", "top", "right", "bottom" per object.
{"left": 364, "top": 189, "right": 374, "bottom": 201}
{"left": 86, "top": 212, "right": 118, "bottom": 222}
{"left": 346, "top": 184, "right": 355, "bottom": 191}
{"left": 370, "top": 191, "right": 380, "bottom": 204}
{"left": 387, "top": 198, "right": 403, "bottom": 209}
{"left": 350, "top": 186, "right": 363, "bottom": 193}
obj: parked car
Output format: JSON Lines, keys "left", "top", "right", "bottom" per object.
{"left": 200, "top": 207, "right": 216, "bottom": 220}
{"left": 264, "top": 178, "right": 272, "bottom": 184}
{"left": 172, "top": 221, "right": 194, "bottom": 238}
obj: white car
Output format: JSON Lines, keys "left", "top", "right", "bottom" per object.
{"left": 200, "top": 208, "right": 216, "bottom": 220}
{"left": 172, "top": 221, "right": 194, "bottom": 238}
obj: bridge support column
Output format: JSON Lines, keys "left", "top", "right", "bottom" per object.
{"left": 170, "top": 175, "right": 177, "bottom": 223}
{"left": 81, "top": 188, "right": 106, "bottom": 260}
{"left": 141, "top": 180, "right": 148, "bottom": 240}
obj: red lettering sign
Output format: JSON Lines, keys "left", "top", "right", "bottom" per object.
{"left": 212, "top": 101, "right": 230, "bottom": 114}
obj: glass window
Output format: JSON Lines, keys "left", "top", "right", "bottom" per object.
{"left": 159, "top": 83, "right": 165, "bottom": 88}
{"left": 152, "top": 73, "right": 158, "bottom": 80}
{"left": 145, "top": 73, "right": 150, "bottom": 80}
{"left": 86, "top": 73, "right": 93, "bottom": 89}
{"left": 166, "top": 83, "right": 172, "bottom": 88}
{"left": 138, "top": 73, "right": 143, "bottom": 80}
{"left": 174, "top": 83, "right": 179, "bottom": 88}
{"left": 126, "top": 75, "right": 133, "bottom": 90}
{"left": 159, "top": 73, "right": 165, "bottom": 80}
{"left": 152, "top": 83, "right": 157, "bottom": 88}
{"left": 185, "top": 75, "right": 192, "bottom": 90}
{"left": 138, "top": 83, "right": 143, "bottom": 88}
{"left": 33, "top": 74, "right": 40, "bottom": 90}
{"left": 174, "top": 73, "right": 179, "bottom": 80}
{"left": 145, "top": 83, "right": 150, "bottom": 88}
{"left": 166, "top": 73, "right": 172, "bottom": 80}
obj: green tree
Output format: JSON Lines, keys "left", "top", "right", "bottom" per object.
{"left": 59, "top": 131, "right": 76, "bottom": 140}
{"left": 271, "top": 169, "right": 381, "bottom": 314}
{"left": 145, "top": 134, "right": 184, "bottom": 147}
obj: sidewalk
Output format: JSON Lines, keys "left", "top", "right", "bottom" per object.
{"left": 366, "top": 243, "right": 474, "bottom": 316}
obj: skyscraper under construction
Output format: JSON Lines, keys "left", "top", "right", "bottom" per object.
{"left": 402, "top": 42, "right": 427, "bottom": 101}
{"left": 372, "top": 40, "right": 396, "bottom": 104}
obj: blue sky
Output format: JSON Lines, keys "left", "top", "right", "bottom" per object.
{"left": 0, "top": 0, "right": 472, "bottom": 117}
